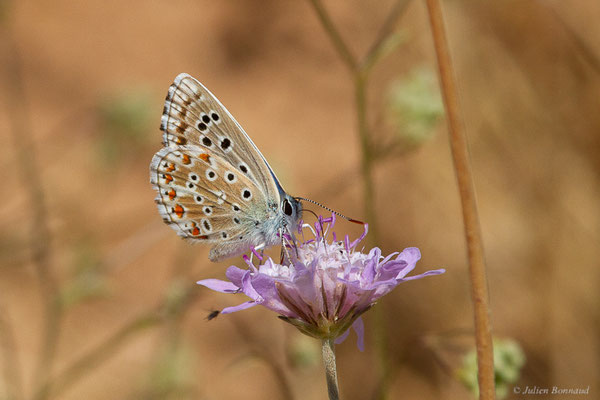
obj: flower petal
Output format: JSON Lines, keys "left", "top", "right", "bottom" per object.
{"left": 334, "top": 328, "right": 350, "bottom": 345}
{"left": 394, "top": 247, "right": 421, "bottom": 279}
{"left": 196, "top": 279, "right": 239, "bottom": 293}
{"left": 241, "top": 270, "right": 261, "bottom": 300}
{"left": 352, "top": 317, "right": 365, "bottom": 352}
{"left": 221, "top": 301, "right": 257, "bottom": 314}
{"left": 225, "top": 266, "right": 248, "bottom": 287}
{"left": 360, "top": 247, "right": 380, "bottom": 285}
{"left": 400, "top": 268, "right": 446, "bottom": 282}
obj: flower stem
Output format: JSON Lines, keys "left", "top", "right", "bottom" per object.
{"left": 322, "top": 339, "right": 340, "bottom": 400}
{"left": 425, "top": 1, "right": 496, "bottom": 399}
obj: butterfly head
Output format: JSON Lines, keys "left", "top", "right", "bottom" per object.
{"left": 281, "top": 193, "right": 303, "bottom": 233}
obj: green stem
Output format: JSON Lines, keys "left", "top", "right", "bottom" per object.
{"left": 306, "top": 0, "right": 357, "bottom": 72}
{"left": 2, "top": 22, "right": 62, "bottom": 400}
{"left": 322, "top": 339, "right": 340, "bottom": 400}
{"left": 354, "top": 73, "right": 379, "bottom": 246}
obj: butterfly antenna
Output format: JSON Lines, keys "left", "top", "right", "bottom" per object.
{"left": 295, "top": 197, "right": 364, "bottom": 224}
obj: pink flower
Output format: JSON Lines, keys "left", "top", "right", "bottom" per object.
{"left": 197, "top": 215, "right": 445, "bottom": 350}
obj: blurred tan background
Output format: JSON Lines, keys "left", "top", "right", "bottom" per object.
{"left": 1, "top": 0, "right": 599, "bottom": 399}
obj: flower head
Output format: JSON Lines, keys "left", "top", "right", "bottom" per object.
{"left": 198, "top": 215, "right": 445, "bottom": 350}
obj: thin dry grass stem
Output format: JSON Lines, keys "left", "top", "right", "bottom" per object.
{"left": 425, "top": 1, "right": 495, "bottom": 399}
{"left": 34, "top": 284, "right": 200, "bottom": 400}
{"left": 0, "top": 301, "right": 24, "bottom": 400}
{"left": 361, "top": 0, "right": 411, "bottom": 72}
{"left": 1, "top": 25, "right": 63, "bottom": 400}
{"left": 306, "top": 0, "right": 358, "bottom": 72}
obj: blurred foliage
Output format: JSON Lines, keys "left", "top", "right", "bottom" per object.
{"left": 385, "top": 67, "right": 443, "bottom": 146}
{"left": 136, "top": 342, "right": 195, "bottom": 400}
{"left": 60, "top": 241, "right": 109, "bottom": 308}
{"left": 163, "top": 279, "right": 194, "bottom": 316}
{"left": 456, "top": 338, "right": 526, "bottom": 399}
{"left": 96, "top": 88, "right": 155, "bottom": 166}
{"left": 287, "top": 332, "right": 320, "bottom": 369}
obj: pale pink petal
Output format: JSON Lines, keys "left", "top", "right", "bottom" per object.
{"left": 221, "top": 301, "right": 257, "bottom": 314}
{"left": 196, "top": 279, "right": 238, "bottom": 293}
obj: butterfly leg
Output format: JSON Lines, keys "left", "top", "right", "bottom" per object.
{"left": 284, "top": 225, "right": 300, "bottom": 259}
{"left": 279, "top": 227, "right": 300, "bottom": 264}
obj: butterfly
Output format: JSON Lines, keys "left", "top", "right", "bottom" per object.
{"left": 150, "top": 73, "right": 304, "bottom": 262}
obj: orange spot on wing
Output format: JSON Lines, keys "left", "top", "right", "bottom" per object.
{"left": 174, "top": 204, "right": 184, "bottom": 218}
{"left": 182, "top": 154, "right": 191, "bottom": 164}
{"left": 164, "top": 174, "right": 173, "bottom": 184}
{"left": 199, "top": 235, "right": 208, "bottom": 239}
{"left": 166, "top": 163, "right": 175, "bottom": 172}
{"left": 175, "top": 136, "right": 187, "bottom": 145}
{"left": 199, "top": 153, "right": 210, "bottom": 163}
{"left": 168, "top": 189, "right": 176, "bottom": 200}
{"left": 192, "top": 226, "right": 200, "bottom": 235}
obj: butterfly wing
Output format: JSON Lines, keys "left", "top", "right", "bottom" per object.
{"left": 150, "top": 74, "right": 286, "bottom": 261}
{"left": 161, "top": 73, "right": 281, "bottom": 200}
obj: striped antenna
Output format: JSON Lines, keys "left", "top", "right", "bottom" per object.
{"left": 295, "top": 197, "right": 364, "bottom": 224}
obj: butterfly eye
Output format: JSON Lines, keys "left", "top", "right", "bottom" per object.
{"left": 283, "top": 199, "right": 294, "bottom": 216}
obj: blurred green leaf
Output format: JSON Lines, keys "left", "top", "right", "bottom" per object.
{"left": 386, "top": 67, "right": 443, "bottom": 146}
{"left": 60, "top": 241, "right": 109, "bottom": 307}
{"left": 287, "top": 332, "right": 320, "bottom": 369}
{"left": 163, "top": 279, "right": 193, "bottom": 315}
{"left": 456, "top": 337, "right": 526, "bottom": 399}
{"left": 96, "top": 87, "right": 154, "bottom": 165}
{"left": 137, "top": 342, "right": 195, "bottom": 400}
